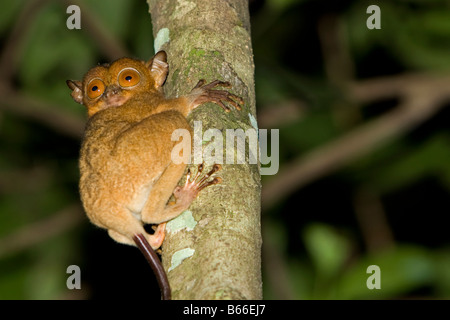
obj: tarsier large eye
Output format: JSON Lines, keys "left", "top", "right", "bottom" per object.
{"left": 87, "top": 78, "right": 105, "bottom": 99}
{"left": 118, "top": 68, "right": 141, "bottom": 88}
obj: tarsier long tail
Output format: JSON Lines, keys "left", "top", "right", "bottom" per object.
{"left": 133, "top": 233, "right": 171, "bottom": 300}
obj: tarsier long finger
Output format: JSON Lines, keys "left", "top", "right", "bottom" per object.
{"left": 67, "top": 51, "right": 242, "bottom": 300}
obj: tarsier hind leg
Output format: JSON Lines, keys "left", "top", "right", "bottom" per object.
{"left": 140, "top": 162, "right": 188, "bottom": 225}
{"left": 141, "top": 163, "right": 222, "bottom": 226}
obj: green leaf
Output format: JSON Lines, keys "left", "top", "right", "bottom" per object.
{"left": 303, "top": 223, "right": 351, "bottom": 280}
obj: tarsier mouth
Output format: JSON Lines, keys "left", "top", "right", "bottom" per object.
{"left": 102, "top": 94, "right": 129, "bottom": 108}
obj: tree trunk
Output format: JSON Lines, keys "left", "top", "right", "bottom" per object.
{"left": 147, "top": 0, "right": 261, "bottom": 300}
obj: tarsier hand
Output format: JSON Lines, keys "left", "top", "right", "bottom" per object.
{"left": 190, "top": 79, "right": 243, "bottom": 112}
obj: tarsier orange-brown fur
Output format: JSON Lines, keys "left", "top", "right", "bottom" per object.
{"left": 67, "top": 51, "right": 242, "bottom": 299}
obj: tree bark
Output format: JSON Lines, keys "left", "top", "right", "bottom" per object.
{"left": 147, "top": 0, "right": 261, "bottom": 300}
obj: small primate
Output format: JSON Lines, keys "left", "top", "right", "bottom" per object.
{"left": 67, "top": 51, "right": 242, "bottom": 300}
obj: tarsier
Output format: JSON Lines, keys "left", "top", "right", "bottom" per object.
{"left": 67, "top": 51, "right": 242, "bottom": 300}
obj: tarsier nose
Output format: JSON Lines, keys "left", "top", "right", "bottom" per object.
{"left": 105, "top": 85, "right": 120, "bottom": 98}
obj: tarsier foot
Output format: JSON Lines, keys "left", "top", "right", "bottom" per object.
{"left": 174, "top": 164, "right": 222, "bottom": 205}
{"left": 148, "top": 223, "right": 166, "bottom": 250}
{"left": 192, "top": 79, "right": 244, "bottom": 112}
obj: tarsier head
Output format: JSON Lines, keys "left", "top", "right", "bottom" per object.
{"left": 67, "top": 51, "right": 168, "bottom": 117}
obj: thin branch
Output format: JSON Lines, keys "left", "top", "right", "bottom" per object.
{"left": 0, "top": 165, "right": 51, "bottom": 194}
{"left": 0, "top": 204, "right": 85, "bottom": 258}
{"left": 353, "top": 187, "right": 395, "bottom": 253}
{"left": 349, "top": 73, "right": 450, "bottom": 104}
{"left": 0, "top": 89, "right": 84, "bottom": 139}
{"left": 317, "top": 13, "right": 355, "bottom": 86}
{"left": 257, "top": 99, "right": 305, "bottom": 128}
{"left": 262, "top": 73, "right": 450, "bottom": 209}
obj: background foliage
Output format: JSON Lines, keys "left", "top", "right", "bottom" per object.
{"left": 0, "top": 0, "right": 449, "bottom": 299}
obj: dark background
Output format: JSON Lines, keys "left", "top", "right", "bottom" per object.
{"left": 0, "top": 0, "right": 449, "bottom": 299}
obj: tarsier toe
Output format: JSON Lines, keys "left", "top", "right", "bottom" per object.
{"left": 212, "top": 164, "right": 222, "bottom": 173}
{"left": 226, "top": 95, "right": 243, "bottom": 111}
{"left": 232, "top": 93, "right": 244, "bottom": 105}
{"left": 198, "top": 176, "right": 222, "bottom": 191}
{"left": 193, "top": 79, "right": 206, "bottom": 89}
{"left": 219, "top": 81, "right": 231, "bottom": 88}
{"left": 217, "top": 101, "right": 231, "bottom": 112}
{"left": 204, "top": 80, "right": 229, "bottom": 90}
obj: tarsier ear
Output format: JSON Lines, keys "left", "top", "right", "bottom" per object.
{"left": 66, "top": 80, "right": 84, "bottom": 104}
{"left": 147, "top": 51, "right": 168, "bottom": 88}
